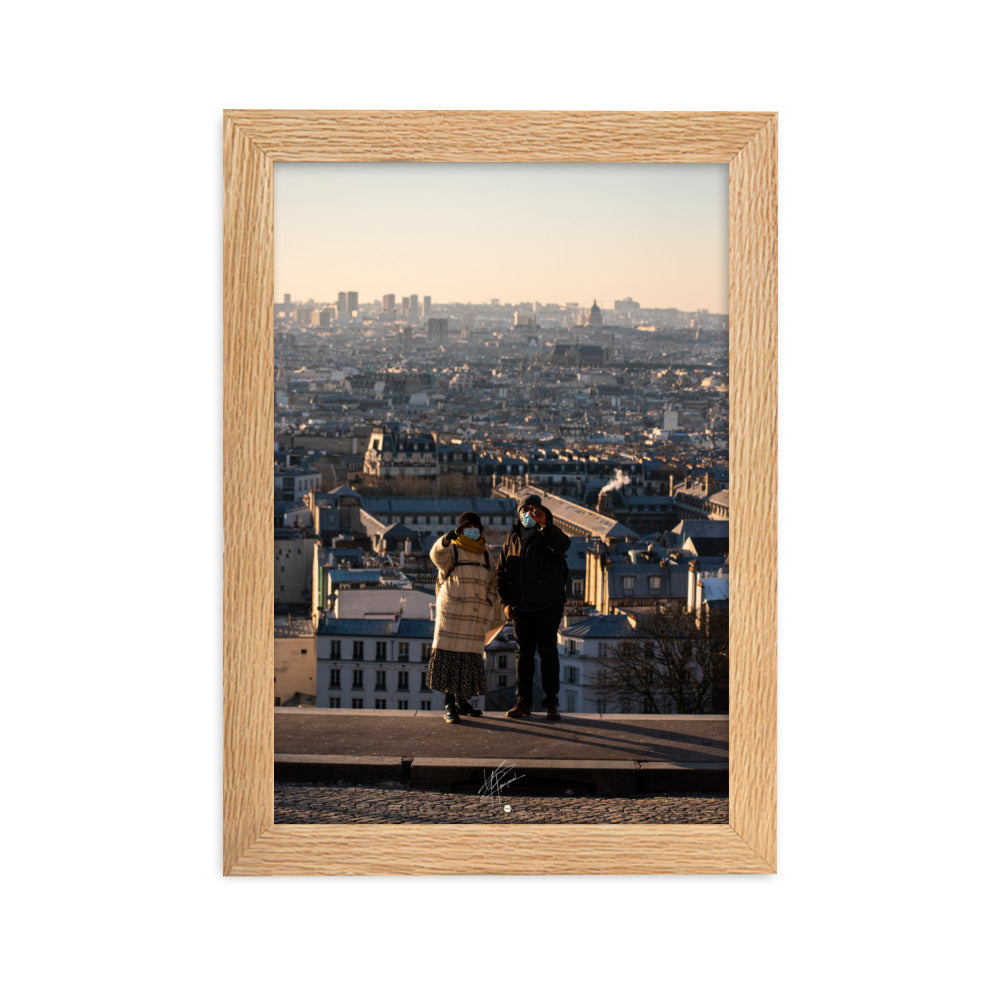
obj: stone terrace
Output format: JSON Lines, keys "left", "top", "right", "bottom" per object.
{"left": 275, "top": 708, "right": 728, "bottom": 797}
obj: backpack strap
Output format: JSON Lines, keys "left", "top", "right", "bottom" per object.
{"left": 437, "top": 545, "right": 489, "bottom": 591}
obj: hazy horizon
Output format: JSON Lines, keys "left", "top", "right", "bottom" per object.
{"left": 275, "top": 163, "right": 728, "bottom": 314}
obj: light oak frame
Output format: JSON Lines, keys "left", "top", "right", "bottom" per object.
{"left": 223, "top": 111, "right": 777, "bottom": 875}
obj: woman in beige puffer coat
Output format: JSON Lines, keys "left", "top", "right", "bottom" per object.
{"left": 427, "top": 510, "right": 500, "bottom": 723}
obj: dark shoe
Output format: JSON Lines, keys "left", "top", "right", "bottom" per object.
{"left": 458, "top": 698, "right": 483, "bottom": 717}
{"left": 506, "top": 701, "right": 531, "bottom": 719}
{"left": 545, "top": 704, "right": 561, "bottom": 722}
{"left": 444, "top": 703, "right": 461, "bottom": 724}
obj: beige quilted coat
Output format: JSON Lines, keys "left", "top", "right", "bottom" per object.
{"left": 430, "top": 535, "right": 501, "bottom": 653}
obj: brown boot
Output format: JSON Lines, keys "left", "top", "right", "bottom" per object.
{"left": 505, "top": 701, "right": 531, "bottom": 719}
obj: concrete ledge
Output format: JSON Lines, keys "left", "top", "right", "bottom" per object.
{"left": 276, "top": 754, "right": 727, "bottom": 795}
{"left": 275, "top": 754, "right": 403, "bottom": 784}
{"left": 410, "top": 757, "right": 641, "bottom": 795}
{"left": 637, "top": 761, "right": 728, "bottom": 794}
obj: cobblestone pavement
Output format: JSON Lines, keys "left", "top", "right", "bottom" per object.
{"left": 275, "top": 781, "right": 729, "bottom": 824}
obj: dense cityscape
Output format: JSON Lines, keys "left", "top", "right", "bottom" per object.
{"left": 274, "top": 291, "right": 730, "bottom": 715}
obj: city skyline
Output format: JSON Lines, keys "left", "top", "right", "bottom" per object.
{"left": 274, "top": 163, "right": 728, "bottom": 313}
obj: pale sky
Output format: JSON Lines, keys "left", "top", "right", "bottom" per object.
{"left": 274, "top": 163, "right": 728, "bottom": 313}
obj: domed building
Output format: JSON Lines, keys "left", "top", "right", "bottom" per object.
{"left": 586, "top": 299, "right": 603, "bottom": 328}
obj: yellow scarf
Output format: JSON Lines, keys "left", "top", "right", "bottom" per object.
{"left": 454, "top": 532, "right": 487, "bottom": 556}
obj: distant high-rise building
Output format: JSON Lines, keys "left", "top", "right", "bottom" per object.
{"left": 382, "top": 293, "right": 396, "bottom": 313}
{"left": 410, "top": 294, "right": 419, "bottom": 316}
{"left": 428, "top": 318, "right": 448, "bottom": 340}
{"left": 402, "top": 296, "right": 411, "bottom": 311}
{"left": 283, "top": 293, "right": 292, "bottom": 309}
{"left": 423, "top": 295, "right": 431, "bottom": 318}
{"left": 347, "top": 291, "right": 359, "bottom": 317}
{"left": 338, "top": 291, "right": 347, "bottom": 317}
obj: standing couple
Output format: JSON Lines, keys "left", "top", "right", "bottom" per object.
{"left": 426, "top": 495, "right": 571, "bottom": 724}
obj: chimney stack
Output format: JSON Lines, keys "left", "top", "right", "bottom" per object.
{"left": 687, "top": 559, "right": 699, "bottom": 614}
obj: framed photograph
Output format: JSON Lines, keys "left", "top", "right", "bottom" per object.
{"left": 224, "top": 111, "right": 776, "bottom": 875}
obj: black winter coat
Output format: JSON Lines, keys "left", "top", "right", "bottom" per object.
{"left": 496, "top": 508, "right": 571, "bottom": 611}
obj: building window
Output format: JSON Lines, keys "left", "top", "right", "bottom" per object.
{"left": 566, "top": 691, "right": 577, "bottom": 712}
{"left": 375, "top": 698, "right": 387, "bottom": 710}
{"left": 397, "top": 671, "right": 409, "bottom": 691}
{"left": 352, "top": 698, "right": 364, "bottom": 709}
{"left": 572, "top": 579, "right": 583, "bottom": 597}
{"left": 375, "top": 641, "right": 387, "bottom": 660}
{"left": 398, "top": 642, "right": 410, "bottom": 661}
{"left": 498, "top": 654, "right": 508, "bottom": 670}
{"left": 330, "top": 697, "right": 341, "bottom": 708}
{"left": 498, "top": 675, "right": 508, "bottom": 688}
{"left": 352, "top": 641, "right": 364, "bottom": 660}
{"left": 565, "top": 640, "right": 578, "bottom": 655}
{"left": 623, "top": 575, "right": 635, "bottom": 593}
{"left": 420, "top": 671, "right": 429, "bottom": 691}
{"left": 330, "top": 640, "right": 341, "bottom": 659}
{"left": 650, "top": 576, "right": 661, "bottom": 592}
{"left": 330, "top": 668, "right": 341, "bottom": 688}
{"left": 375, "top": 670, "right": 387, "bottom": 690}
{"left": 420, "top": 700, "right": 432, "bottom": 711}
{"left": 398, "top": 700, "right": 408, "bottom": 710}
{"left": 421, "top": 643, "right": 432, "bottom": 662}
{"left": 567, "top": 666, "right": 579, "bottom": 684}
{"left": 352, "top": 669, "right": 364, "bottom": 689}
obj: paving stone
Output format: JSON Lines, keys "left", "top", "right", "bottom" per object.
{"left": 275, "top": 781, "right": 729, "bottom": 825}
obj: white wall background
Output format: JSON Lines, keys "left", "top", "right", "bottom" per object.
{"left": 6, "top": 2, "right": 996, "bottom": 998}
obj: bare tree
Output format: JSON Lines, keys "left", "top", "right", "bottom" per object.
{"left": 591, "top": 606, "right": 728, "bottom": 714}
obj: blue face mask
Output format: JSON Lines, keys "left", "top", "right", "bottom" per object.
{"left": 520, "top": 511, "right": 535, "bottom": 528}
{"left": 462, "top": 527, "right": 480, "bottom": 541}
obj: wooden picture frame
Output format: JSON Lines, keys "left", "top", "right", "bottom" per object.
{"left": 224, "top": 110, "right": 777, "bottom": 875}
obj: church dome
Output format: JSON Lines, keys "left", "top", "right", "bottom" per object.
{"left": 587, "top": 300, "right": 603, "bottom": 327}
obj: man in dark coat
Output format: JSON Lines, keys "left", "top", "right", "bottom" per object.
{"left": 496, "top": 493, "right": 571, "bottom": 721}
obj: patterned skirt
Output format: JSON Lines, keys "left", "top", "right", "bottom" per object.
{"left": 426, "top": 647, "right": 486, "bottom": 697}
